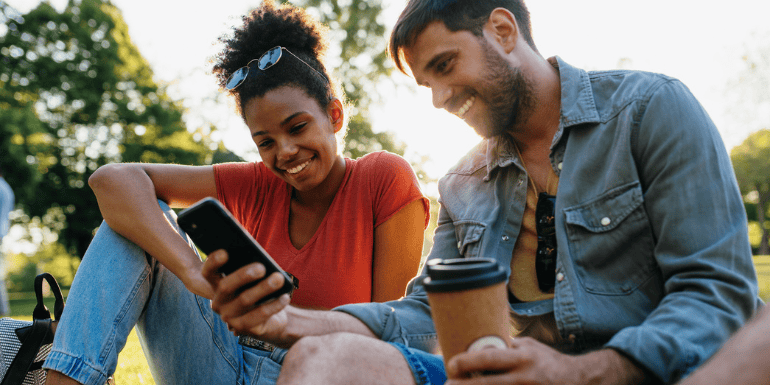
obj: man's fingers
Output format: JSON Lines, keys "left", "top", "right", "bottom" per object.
{"left": 448, "top": 348, "right": 524, "bottom": 379}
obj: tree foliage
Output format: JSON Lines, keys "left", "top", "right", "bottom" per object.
{"left": 0, "top": 0, "right": 213, "bottom": 257}
{"left": 729, "top": 33, "right": 770, "bottom": 255}
{"left": 732, "top": 129, "right": 770, "bottom": 255}
{"left": 290, "top": 0, "right": 404, "bottom": 159}
{"left": 1, "top": 0, "right": 432, "bottom": 262}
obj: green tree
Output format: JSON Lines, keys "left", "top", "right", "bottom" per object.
{"left": 0, "top": 0, "right": 213, "bottom": 257}
{"left": 731, "top": 129, "right": 770, "bottom": 255}
{"left": 290, "top": 0, "right": 404, "bottom": 159}
{"left": 728, "top": 33, "right": 770, "bottom": 255}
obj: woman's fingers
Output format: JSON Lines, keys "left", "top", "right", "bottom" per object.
{"left": 210, "top": 265, "right": 279, "bottom": 317}
{"left": 201, "top": 249, "right": 228, "bottom": 285}
{"left": 226, "top": 293, "right": 291, "bottom": 335}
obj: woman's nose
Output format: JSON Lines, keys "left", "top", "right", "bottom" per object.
{"left": 277, "top": 139, "right": 299, "bottom": 160}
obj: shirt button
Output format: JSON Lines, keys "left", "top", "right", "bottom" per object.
{"left": 568, "top": 334, "right": 576, "bottom": 343}
{"left": 517, "top": 178, "right": 524, "bottom": 186}
{"left": 502, "top": 235, "right": 510, "bottom": 241}
{"left": 557, "top": 162, "right": 563, "bottom": 170}
{"left": 601, "top": 217, "right": 611, "bottom": 226}
{"left": 457, "top": 241, "right": 462, "bottom": 249}
{"left": 556, "top": 272, "right": 565, "bottom": 282}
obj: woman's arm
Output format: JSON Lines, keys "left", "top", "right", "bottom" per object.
{"left": 371, "top": 199, "right": 426, "bottom": 302}
{"left": 88, "top": 163, "right": 218, "bottom": 298}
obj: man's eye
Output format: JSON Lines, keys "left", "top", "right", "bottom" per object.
{"left": 258, "top": 139, "right": 273, "bottom": 148}
{"left": 436, "top": 58, "right": 452, "bottom": 73}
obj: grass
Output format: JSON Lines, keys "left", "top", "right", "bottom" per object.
{"left": 9, "top": 297, "right": 155, "bottom": 384}
{"left": 754, "top": 255, "right": 770, "bottom": 300}
{"left": 5, "top": 256, "right": 770, "bottom": 383}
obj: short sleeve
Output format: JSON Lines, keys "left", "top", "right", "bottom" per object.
{"left": 212, "top": 162, "right": 267, "bottom": 226}
{"left": 366, "top": 152, "right": 430, "bottom": 229}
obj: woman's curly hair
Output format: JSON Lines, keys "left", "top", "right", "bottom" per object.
{"left": 212, "top": 0, "right": 342, "bottom": 119}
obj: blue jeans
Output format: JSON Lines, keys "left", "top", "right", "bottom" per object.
{"left": 42, "top": 201, "right": 285, "bottom": 385}
{"left": 389, "top": 343, "right": 446, "bottom": 385}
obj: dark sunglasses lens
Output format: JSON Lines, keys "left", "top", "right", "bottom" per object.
{"left": 225, "top": 66, "right": 249, "bottom": 90}
{"left": 535, "top": 193, "right": 557, "bottom": 292}
{"left": 258, "top": 47, "right": 282, "bottom": 70}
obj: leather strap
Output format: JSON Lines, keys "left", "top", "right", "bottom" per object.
{"left": 33, "top": 273, "right": 64, "bottom": 321}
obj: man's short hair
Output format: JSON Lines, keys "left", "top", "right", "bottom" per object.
{"left": 389, "top": 0, "right": 536, "bottom": 74}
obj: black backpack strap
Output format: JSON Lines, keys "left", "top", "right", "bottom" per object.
{"left": 32, "top": 273, "right": 64, "bottom": 321}
{"left": 1, "top": 319, "right": 51, "bottom": 385}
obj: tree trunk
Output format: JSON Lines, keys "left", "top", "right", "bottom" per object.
{"left": 758, "top": 185, "right": 769, "bottom": 256}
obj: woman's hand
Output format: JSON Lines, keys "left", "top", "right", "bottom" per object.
{"left": 202, "top": 249, "right": 292, "bottom": 343}
{"left": 181, "top": 263, "right": 216, "bottom": 300}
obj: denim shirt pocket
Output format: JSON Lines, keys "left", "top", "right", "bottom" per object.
{"left": 453, "top": 221, "right": 486, "bottom": 258}
{"left": 563, "top": 182, "right": 656, "bottom": 295}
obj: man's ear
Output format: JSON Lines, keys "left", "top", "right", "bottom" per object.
{"left": 484, "top": 8, "right": 519, "bottom": 54}
{"left": 328, "top": 98, "right": 345, "bottom": 133}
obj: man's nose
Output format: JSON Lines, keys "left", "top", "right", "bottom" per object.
{"left": 431, "top": 84, "right": 452, "bottom": 110}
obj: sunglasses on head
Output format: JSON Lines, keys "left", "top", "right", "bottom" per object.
{"left": 224, "top": 46, "right": 329, "bottom": 91}
{"left": 535, "top": 192, "right": 557, "bottom": 292}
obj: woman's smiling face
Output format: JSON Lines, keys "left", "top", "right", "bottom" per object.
{"left": 244, "top": 85, "right": 345, "bottom": 194}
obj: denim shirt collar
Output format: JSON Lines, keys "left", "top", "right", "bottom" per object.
{"left": 482, "top": 56, "right": 602, "bottom": 180}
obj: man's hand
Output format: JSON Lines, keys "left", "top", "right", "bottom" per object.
{"left": 446, "top": 337, "right": 647, "bottom": 385}
{"left": 201, "top": 249, "right": 292, "bottom": 343}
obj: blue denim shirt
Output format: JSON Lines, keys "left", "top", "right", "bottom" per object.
{"left": 336, "top": 57, "right": 762, "bottom": 383}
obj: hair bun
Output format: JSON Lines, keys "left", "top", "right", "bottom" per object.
{"left": 214, "top": 0, "right": 329, "bottom": 88}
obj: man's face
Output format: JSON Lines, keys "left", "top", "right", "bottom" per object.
{"left": 403, "top": 21, "right": 535, "bottom": 138}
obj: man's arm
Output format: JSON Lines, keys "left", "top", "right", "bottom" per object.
{"left": 603, "top": 79, "right": 760, "bottom": 382}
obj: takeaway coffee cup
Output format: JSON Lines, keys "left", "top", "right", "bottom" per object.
{"left": 423, "top": 258, "right": 510, "bottom": 367}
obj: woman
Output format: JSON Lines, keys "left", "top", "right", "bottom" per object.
{"left": 43, "top": 1, "right": 428, "bottom": 384}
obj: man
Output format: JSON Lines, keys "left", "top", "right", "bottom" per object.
{"left": 205, "top": 1, "right": 761, "bottom": 384}
{"left": 0, "top": 166, "right": 14, "bottom": 316}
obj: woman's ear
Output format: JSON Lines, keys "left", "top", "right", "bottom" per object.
{"left": 328, "top": 98, "right": 345, "bottom": 133}
{"left": 484, "top": 8, "right": 519, "bottom": 54}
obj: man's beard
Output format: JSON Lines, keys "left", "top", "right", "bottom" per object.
{"left": 474, "top": 40, "right": 536, "bottom": 139}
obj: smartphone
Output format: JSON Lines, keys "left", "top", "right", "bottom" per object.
{"left": 177, "top": 197, "right": 295, "bottom": 304}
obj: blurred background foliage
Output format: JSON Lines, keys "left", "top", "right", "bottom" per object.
{"left": 0, "top": 0, "right": 437, "bottom": 291}
{"left": 0, "top": 0, "right": 215, "bottom": 262}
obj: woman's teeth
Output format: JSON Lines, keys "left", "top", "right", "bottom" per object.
{"left": 286, "top": 159, "right": 311, "bottom": 174}
{"left": 457, "top": 95, "right": 476, "bottom": 118}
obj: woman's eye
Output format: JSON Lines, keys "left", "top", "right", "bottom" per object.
{"left": 257, "top": 139, "right": 273, "bottom": 148}
{"left": 290, "top": 122, "right": 307, "bottom": 134}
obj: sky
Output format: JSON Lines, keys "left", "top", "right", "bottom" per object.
{"left": 5, "top": 0, "right": 770, "bottom": 185}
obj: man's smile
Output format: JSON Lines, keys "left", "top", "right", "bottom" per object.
{"left": 457, "top": 95, "right": 476, "bottom": 119}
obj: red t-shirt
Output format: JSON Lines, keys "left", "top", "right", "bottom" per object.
{"left": 213, "top": 151, "right": 429, "bottom": 309}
